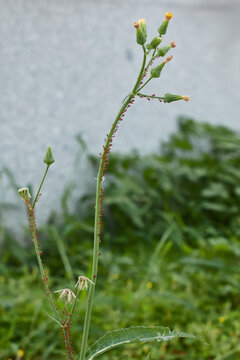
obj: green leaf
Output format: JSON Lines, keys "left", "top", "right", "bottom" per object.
{"left": 86, "top": 326, "right": 196, "bottom": 360}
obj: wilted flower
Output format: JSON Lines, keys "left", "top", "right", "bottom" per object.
{"left": 54, "top": 288, "right": 76, "bottom": 304}
{"left": 75, "top": 276, "right": 94, "bottom": 290}
{"left": 18, "top": 187, "right": 31, "bottom": 201}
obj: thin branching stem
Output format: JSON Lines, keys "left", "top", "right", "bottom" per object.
{"left": 32, "top": 165, "right": 50, "bottom": 209}
{"left": 79, "top": 45, "right": 147, "bottom": 360}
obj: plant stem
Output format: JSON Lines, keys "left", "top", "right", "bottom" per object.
{"left": 26, "top": 199, "right": 61, "bottom": 322}
{"left": 137, "top": 77, "right": 153, "bottom": 93}
{"left": 62, "top": 326, "right": 75, "bottom": 360}
{"left": 137, "top": 93, "right": 165, "bottom": 100}
{"left": 79, "top": 45, "right": 147, "bottom": 360}
{"left": 67, "top": 288, "right": 81, "bottom": 325}
{"left": 32, "top": 165, "right": 50, "bottom": 209}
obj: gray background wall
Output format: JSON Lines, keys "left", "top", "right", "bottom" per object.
{"left": 0, "top": 0, "right": 239, "bottom": 228}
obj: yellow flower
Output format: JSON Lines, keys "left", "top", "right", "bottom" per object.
{"left": 219, "top": 316, "right": 226, "bottom": 323}
{"left": 112, "top": 273, "right": 119, "bottom": 280}
{"left": 17, "top": 350, "right": 24, "bottom": 359}
{"left": 146, "top": 281, "right": 153, "bottom": 289}
{"left": 165, "top": 12, "right": 173, "bottom": 21}
{"left": 139, "top": 18, "right": 146, "bottom": 25}
{"left": 143, "top": 344, "right": 149, "bottom": 353}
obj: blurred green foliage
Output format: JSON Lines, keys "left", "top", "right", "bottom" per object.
{"left": 1, "top": 117, "right": 240, "bottom": 359}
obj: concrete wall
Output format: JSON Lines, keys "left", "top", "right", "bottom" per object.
{"left": 0, "top": 0, "right": 239, "bottom": 227}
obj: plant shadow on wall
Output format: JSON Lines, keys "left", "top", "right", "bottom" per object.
{"left": 1, "top": 118, "right": 240, "bottom": 359}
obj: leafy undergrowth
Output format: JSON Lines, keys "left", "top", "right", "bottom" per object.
{"left": 1, "top": 117, "right": 240, "bottom": 359}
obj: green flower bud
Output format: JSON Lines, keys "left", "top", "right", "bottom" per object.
{"left": 164, "top": 93, "right": 190, "bottom": 103}
{"left": 158, "top": 45, "right": 171, "bottom": 57}
{"left": 158, "top": 12, "right": 173, "bottom": 36}
{"left": 146, "top": 36, "right": 162, "bottom": 50}
{"left": 158, "top": 41, "right": 176, "bottom": 56}
{"left": 43, "top": 146, "right": 55, "bottom": 166}
{"left": 134, "top": 19, "right": 147, "bottom": 45}
{"left": 150, "top": 62, "right": 165, "bottom": 78}
{"left": 150, "top": 55, "right": 173, "bottom": 78}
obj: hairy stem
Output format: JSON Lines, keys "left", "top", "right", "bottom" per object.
{"left": 25, "top": 198, "right": 61, "bottom": 322}
{"left": 137, "top": 93, "right": 165, "bottom": 100}
{"left": 79, "top": 45, "right": 147, "bottom": 360}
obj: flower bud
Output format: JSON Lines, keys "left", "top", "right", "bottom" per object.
{"left": 134, "top": 18, "right": 147, "bottom": 45}
{"left": 150, "top": 62, "right": 166, "bottom": 78}
{"left": 146, "top": 36, "right": 162, "bottom": 50}
{"left": 43, "top": 146, "right": 55, "bottom": 166}
{"left": 18, "top": 187, "right": 31, "bottom": 201}
{"left": 164, "top": 93, "right": 190, "bottom": 103}
{"left": 158, "top": 12, "right": 173, "bottom": 36}
{"left": 157, "top": 44, "right": 171, "bottom": 57}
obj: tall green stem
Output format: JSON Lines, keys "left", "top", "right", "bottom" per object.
{"left": 32, "top": 165, "right": 50, "bottom": 209}
{"left": 79, "top": 45, "right": 147, "bottom": 360}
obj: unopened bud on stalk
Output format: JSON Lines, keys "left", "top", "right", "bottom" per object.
{"left": 158, "top": 41, "right": 175, "bottom": 57}
{"left": 146, "top": 36, "right": 162, "bottom": 50}
{"left": 150, "top": 62, "right": 166, "bottom": 78}
{"left": 158, "top": 11, "right": 173, "bottom": 36}
{"left": 18, "top": 187, "right": 31, "bottom": 201}
{"left": 164, "top": 55, "right": 173, "bottom": 63}
{"left": 43, "top": 146, "right": 55, "bottom": 166}
{"left": 150, "top": 55, "right": 172, "bottom": 78}
{"left": 134, "top": 18, "right": 147, "bottom": 45}
{"left": 164, "top": 93, "right": 190, "bottom": 103}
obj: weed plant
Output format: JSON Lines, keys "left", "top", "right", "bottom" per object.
{"left": 12, "top": 12, "right": 195, "bottom": 360}
{"left": 1, "top": 118, "right": 240, "bottom": 359}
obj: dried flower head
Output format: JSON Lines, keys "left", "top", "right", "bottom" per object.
{"left": 164, "top": 55, "right": 173, "bottom": 63}
{"left": 18, "top": 187, "right": 31, "bottom": 201}
{"left": 75, "top": 276, "right": 95, "bottom": 290}
{"left": 54, "top": 288, "right": 76, "bottom": 304}
{"left": 182, "top": 95, "right": 190, "bottom": 101}
{"left": 170, "top": 41, "right": 176, "bottom": 48}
